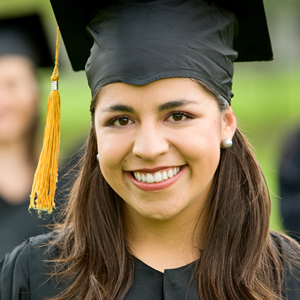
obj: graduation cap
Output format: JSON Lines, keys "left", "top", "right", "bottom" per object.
{"left": 0, "top": 14, "right": 53, "bottom": 67}
{"left": 49, "top": 0, "right": 273, "bottom": 102}
{"left": 31, "top": 0, "right": 273, "bottom": 213}
{"left": 50, "top": 0, "right": 273, "bottom": 70}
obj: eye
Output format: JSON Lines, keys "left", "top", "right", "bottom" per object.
{"left": 166, "top": 112, "right": 194, "bottom": 122}
{"left": 108, "top": 116, "right": 134, "bottom": 127}
{"left": 169, "top": 113, "right": 186, "bottom": 121}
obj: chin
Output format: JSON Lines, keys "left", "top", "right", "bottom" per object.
{"left": 139, "top": 206, "right": 182, "bottom": 222}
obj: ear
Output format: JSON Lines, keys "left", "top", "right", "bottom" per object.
{"left": 221, "top": 105, "right": 236, "bottom": 145}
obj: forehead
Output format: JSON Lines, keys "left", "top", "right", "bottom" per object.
{"left": 0, "top": 55, "right": 35, "bottom": 75}
{"left": 96, "top": 78, "right": 215, "bottom": 107}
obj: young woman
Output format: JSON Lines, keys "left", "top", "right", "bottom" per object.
{"left": 0, "top": 14, "right": 55, "bottom": 260}
{"left": 1, "top": 1, "right": 300, "bottom": 299}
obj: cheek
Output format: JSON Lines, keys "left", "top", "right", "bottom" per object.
{"left": 175, "top": 121, "right": 222, "bottom": 171}
{"left": 178, "top": 119, "right": 222, "bottom": 150}
{"left": 1, "top": 95, "right": 38, "bottom": 137}
{"left": 96, "top": 133, "right": 130, "bottom": 177}
{"left": 15, "top": 87, "right": 39, "bottom": 121}
{"left": 22, "top": 85, "right": 38, "bottom": 109}
{"left": 184, "top": 138, "right": 220, "bottom": 170}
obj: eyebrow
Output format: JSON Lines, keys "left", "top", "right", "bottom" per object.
{"left": 101, "top": 100, "right": 198, "bottom": 113}
{"left": 101, "top": 104, "right": 134, "bottom": 113}
{"left": 158, "top": 100, "right": 199, "bottom": 111}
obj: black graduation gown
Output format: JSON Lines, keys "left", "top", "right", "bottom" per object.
{"left": 0, "top": 195, "right": 51, "bottom": 260}
{"left": 0, "top": 146, "right": 83, "bottom": 261}
{"left": 0, "top": 232, "right": 300, "bottom": 300}
{"left": 279, "top": 128, "right": 300, "bottom": 243}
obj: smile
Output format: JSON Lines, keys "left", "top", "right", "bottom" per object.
{"left": 132, "top": 167, "right": 182, "bottom": 184}
{"left": 127, "top": 166, "right": 186, "bottom": 192}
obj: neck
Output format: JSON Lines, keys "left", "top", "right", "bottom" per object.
{"left": 125, "top": 205, "right": 205, "bottom": 272}
{"left": 0, "top": 139, "right": 35, "bottom": 204}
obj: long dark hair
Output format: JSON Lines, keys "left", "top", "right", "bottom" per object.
{"left": 49, "top": 81, "right": 290, "bottom": 299}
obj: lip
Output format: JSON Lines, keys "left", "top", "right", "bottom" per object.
{"left": 130, "top": 166, "right": 178, "bottom": 173}
{"left": 126, "top": 165, "right": 186, "bottom": 192}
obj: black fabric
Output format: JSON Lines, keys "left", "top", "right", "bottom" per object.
{"left": 85, "top": 0, "right": 237, "bottom": 102}
{"left": 1, "top": 232, "right": 300, "bottom": 299}
{"left": 0, "top": 195, "right": 51, "bottom": 261}
{"left": 126, "top": 257, "right": 199, "bottom": 299}
{"left": 0, "top": 14, "right": 53, "bottom": 68}
{"left": 271, "top": 232, "right": 300, "bottom": 299}
{"left": 279, "top": 128, "right": 300, "bottom": 243}
{"left": 0, "top": 234, "right": 66, "bottom": 300}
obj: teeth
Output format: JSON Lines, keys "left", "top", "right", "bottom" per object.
{"left": 137, "top": 172, "right": 142, "bottom": 181}
{"left": 146, "top": 174, "right": 154, "bottom": 183}
{"left": 167, "top": 169, "right": 174, "bottom": 178}
{"left": 154, "top": 172, "right": 162, "bottom": 182}
{"left": 135, "top": 172, "right": 142, "bottom": 181}
{"left": 133, "top": 167, "right": 182, "bottom": 183}
{"left": 162, "top": 171, "right": 168, "bottom": 180}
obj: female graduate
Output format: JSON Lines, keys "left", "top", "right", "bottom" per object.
{"left": 0, "top": 14, "right": 54, "bottom": 260}
{"left": 1, "top": 0, "right": 300, "bottom": 299}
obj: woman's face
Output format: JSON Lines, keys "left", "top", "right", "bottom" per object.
{"left": 94, "top": 78, "right": 236, "bottom": 222}
{"left": 0, "top": 55, "right": 38, "bottom": 144}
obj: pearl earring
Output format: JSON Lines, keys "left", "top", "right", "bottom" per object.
{"left": 222, "top": 138, "right": 232, "bottom": 148}
{"left": 96, "top": 154, "right": 99, "bottom": 161}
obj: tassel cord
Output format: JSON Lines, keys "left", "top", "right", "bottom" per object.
{"left": 29, "top": 27, "right": 61, "bottom": 214}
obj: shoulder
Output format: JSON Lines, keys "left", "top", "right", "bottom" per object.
{"left": 270, "top": 231, "right": 300, "bottom": 257}
{"left": 1, "top": 231, "right": 57, "bottom": 263}
{"left": 0, "top": 232, "right": 54, "bottom": 274}
{"left": 270, "top": 231, "right": 300, "bottom": 299}
{"left": 0, "top": 231, "right": 60, "bottom": 300}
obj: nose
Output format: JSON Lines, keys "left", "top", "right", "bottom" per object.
{"left": 132, "top": 123, "right": 169, "bottom": 160}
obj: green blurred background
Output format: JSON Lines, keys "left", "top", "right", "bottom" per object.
{"left": 1, "top": 0, "right": 299, "bottom": 232}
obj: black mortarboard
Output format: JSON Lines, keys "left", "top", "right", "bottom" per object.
{"left": 0, "top": 14, "right": 53, "bottom": 67}
{"left": 50, "top": 0, "right": 272, "bottom": 103}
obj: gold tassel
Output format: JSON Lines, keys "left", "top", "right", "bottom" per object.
{"left": 29, "top": 28, "right": 61, "bottom": 214}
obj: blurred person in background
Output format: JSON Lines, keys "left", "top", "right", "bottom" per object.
{"left": 0, "top": 14, "right": 56, "bottom": 259}
{"left": 279, "top": 127, "right": 300, "bottom": 243}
